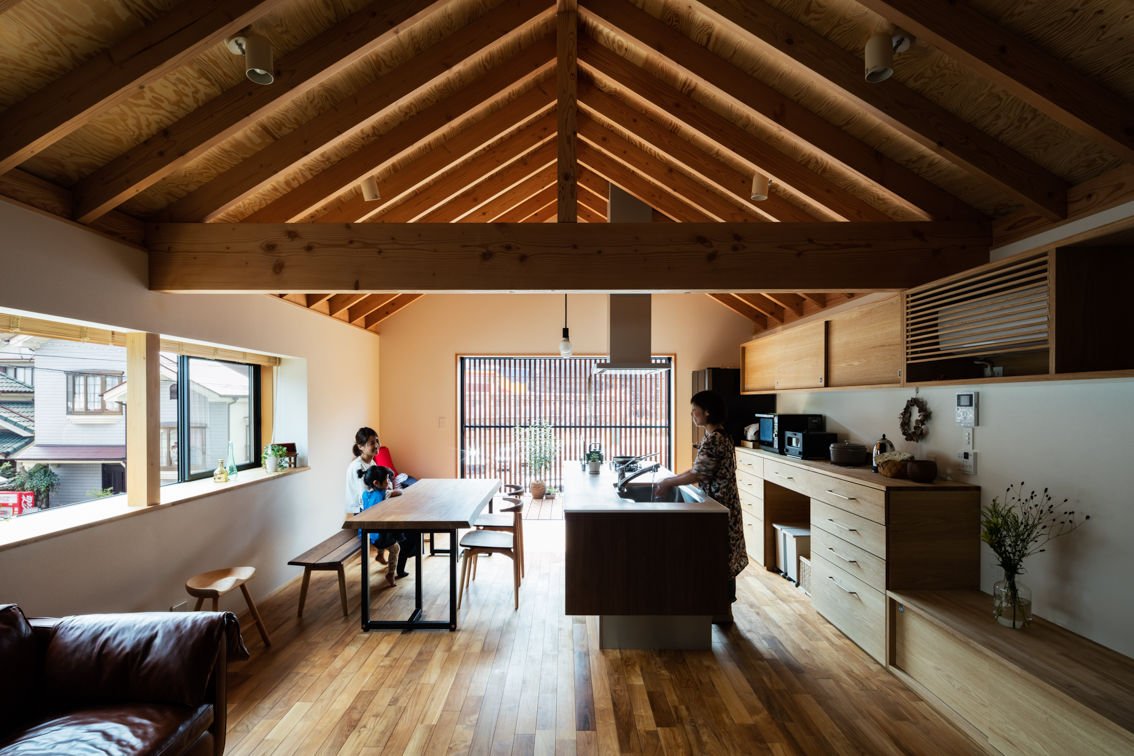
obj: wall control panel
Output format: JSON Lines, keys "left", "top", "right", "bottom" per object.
{"left": 955, "top": 391, "right": 978, "bottom": 427}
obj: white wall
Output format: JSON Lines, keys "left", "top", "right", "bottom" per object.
{"left": 376, "top": 293, "right": 754, "bottom": 477}
{"left": 0, "top": 201, "right": 380, "bottom": 617}
{"left": 777, "top": 378, "right": 1134, "bottom": 657}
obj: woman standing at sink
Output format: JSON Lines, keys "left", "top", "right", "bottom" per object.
{"left": 654, "top": 390, "right": 746, "bottom": 623}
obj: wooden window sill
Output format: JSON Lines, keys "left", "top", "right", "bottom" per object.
{"left": 0, "top": 466, "right": 309, "bottom": 553}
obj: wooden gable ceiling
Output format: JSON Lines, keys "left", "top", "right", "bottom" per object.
{"left": 0, "top": 0, "right": 1131, "bottom": 334}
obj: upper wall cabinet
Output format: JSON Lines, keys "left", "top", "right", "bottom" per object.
{"left": 903, "top": 247, "right": 1134, "bottom": 384}
{"left": 741, "top": 296, "right": 901, "bottom": 393}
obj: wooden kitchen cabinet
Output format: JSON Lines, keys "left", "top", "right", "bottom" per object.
{"left": 826, "top": 295, "right": 902, "bottom": 387}
{"left": 740, "top": 332, "right": 778, "bottom": 392}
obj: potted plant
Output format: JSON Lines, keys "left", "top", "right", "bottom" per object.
{"left": 515, "top": 421, "right": 559, "bottom": 499}
{"left": 585, "top": 448, "right": 603, "bottom": 475}
{"left": 262, "top": 444, "right": 289, "bottom": 473}
{"left": 980, "top": 482, "right": 1089, "bottom": 629}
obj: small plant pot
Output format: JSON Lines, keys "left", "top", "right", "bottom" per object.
{"left": 264, "top": 456, "right": 279, "bottom": 473}
{"left": 906, "top": 459, "right": 938, "bottom": 483}
{"left": 530, "top": 481, "right": 547, "bottom": 499}
{"left": 586, "top": 460, "right": 602, "bottom": 474}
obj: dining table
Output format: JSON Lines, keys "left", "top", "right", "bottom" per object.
{"left": 345, "top": 477, "right": 499, "bottom": 631}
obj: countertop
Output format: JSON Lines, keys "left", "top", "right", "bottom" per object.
{"left": 561, "top": 462, "right": 727, "bottom": 515}
{"left": 735, "top": 445, "right": 979, "bottom": 491}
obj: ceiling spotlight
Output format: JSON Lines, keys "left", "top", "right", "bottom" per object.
{"left": 865, "top": 30, "right": 912, "bottom": 83}
{"left": 750, "top": 173, "right": 771, "bottom": 201}
{"left": 361, "top": 175, "right": 381, "bottom": 202}
{"left": 226, "top": 29, "right": 274, "bottom": 86}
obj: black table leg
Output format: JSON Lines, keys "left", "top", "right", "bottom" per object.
{"left": 360, "top": 530, "right": 370, "bottom": 631}
{"left": 449, "top": 529, "right": 458, "bottom": 630}
{"left": 361, "top": 529, "right": 452, "bottom": 631}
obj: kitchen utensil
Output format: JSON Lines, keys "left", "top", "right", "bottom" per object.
{"left": 829, "top": 441, "right": 868, "bottom": 466}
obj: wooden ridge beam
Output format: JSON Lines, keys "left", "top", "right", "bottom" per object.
{"left": 146, "top": 221, "right": 990, "bottom": 292}
{"left": 696, "top": 0, "right": 1067, "bottom": 220}
{"left": 557, "top": 0, "right": 578, "bottom": 222}
{"left": 582, "top": 0, "right": 983, "bottom": 222}
{"left": 305, "top": 67, "right": 557, "bottom": 224}
{"left": 577, "top": 144, "right": 713, "bottom": 222}
{"left": 855, "top": 0, "right": 1134, "bottom": 165}
{"left": 0, "top": 0, "right": 280, "bottom": 175}
{"left": 71, "top": 0, "right": 444, "bottom": 224}
{"left": 579, "top": 76, "right": 814, "bottom": 222}
{"left": 580, "top": 36, "right": 890, "bottom": 223}
{"left": 369, "top": 113, "right": 556, "bottom": 223}
{"left": 163, "top": 0, "right": 552, "bottom": 222}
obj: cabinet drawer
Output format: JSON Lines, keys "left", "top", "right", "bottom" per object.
{"left": 812, "top": 554, "right": 885, "bottom": 663}
{"left": 809, "top": 475, "right": 885, "bottom": 524}
{"left": 739, "top": 487, "right": 762, "bottom": 512}
{"left": 812, "top": 499, "right": 886, "bottom": 558}
{"left": 735, "top": 450, "right": 763, "bottom": 478}
{"left": 740, "top": 497, "right": 761, "bottom": 523}
{"left": 736, "top": 469, "right": 763, "bottom": 500}
{"left": 763, "top": 458, "right": 809, "bottom": 493}
{"left": 744, "top": 516, "right": 764, "bottom": 565}
{"left": 812, "top": 526, "right": 885, "bottom": 592}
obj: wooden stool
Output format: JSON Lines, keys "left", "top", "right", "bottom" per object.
{"left": 185, "top": 566, "right": 272, "bottom": 647}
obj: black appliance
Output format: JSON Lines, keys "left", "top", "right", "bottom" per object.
{"left": 753, "top": 413, "right": 825, "bottom": 454}
{"left": 783, "top": 431, "right": 837, "bottom": 460}
{"left": 691, "top": 368, "right": 775, "bottom": 449}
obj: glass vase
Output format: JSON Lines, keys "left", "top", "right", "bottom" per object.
{"left": 226, "top": 440, "right": 238, "bottom": 481}
{"left": 993, "top": 574, "right": 1032, "bottom": 629}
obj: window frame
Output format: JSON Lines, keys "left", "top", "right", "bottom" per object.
{"left": 176, "top": 356, "right": 261, "bottom": 482}
{"left": 65, "top": 371, "right": 123, "bottom": 415}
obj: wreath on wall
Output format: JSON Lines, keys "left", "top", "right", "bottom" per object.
{"left": 899, "top": 397, "right": 932, "bottom": 442}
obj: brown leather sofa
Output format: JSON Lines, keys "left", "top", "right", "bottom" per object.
{"left": 0, "top": 603, "right": 248, "bottom": 755}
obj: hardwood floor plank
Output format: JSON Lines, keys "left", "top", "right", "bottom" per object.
{"left": 222, "top": 521, "right": 981, "bottom": 755}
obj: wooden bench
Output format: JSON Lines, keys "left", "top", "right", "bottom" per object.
{"left": 288, "top": 529, "right": 363, "bottom": 617}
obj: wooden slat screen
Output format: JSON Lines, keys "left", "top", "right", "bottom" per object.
{"left": 459, "top": 356, "right": 672, "bottom": 491}
{"left": 904, "top": 252, "right": 1050, "bottom": 365}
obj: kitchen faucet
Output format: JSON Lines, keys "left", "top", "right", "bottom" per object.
{"left": 615, "top": 462, "right": 660, "bottom": 492}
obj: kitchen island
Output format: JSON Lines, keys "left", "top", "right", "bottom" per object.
{"left": 562, "top": 462, "right": 730, "bottom": 649}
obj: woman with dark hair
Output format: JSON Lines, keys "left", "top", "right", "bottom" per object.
{"left": 654, "top": 390, "right": 746, "bottom": 623}
{"left": 345, "top": 426, "right": 417, "bottom": 578}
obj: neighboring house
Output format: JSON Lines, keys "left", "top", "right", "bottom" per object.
{"left": 1, "top": 336, "right": 126, "bottom": 509}
{"left": 0, "top": 371, "right": 35, "bottom": 461}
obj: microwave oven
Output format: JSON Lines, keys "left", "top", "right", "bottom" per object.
{"left": 752, "top": 414, "right": 826, "bottom": 454}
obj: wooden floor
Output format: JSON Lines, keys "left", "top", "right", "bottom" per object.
{"left": 225, "top": 521, "right": 980, "bottom": 755}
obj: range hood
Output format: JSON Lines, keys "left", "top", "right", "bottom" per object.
{"left": 595, "top": 294, "right": 665, "bottom": 373}
{"left": 595, "top": 186, "right": 668, "bottom": 374}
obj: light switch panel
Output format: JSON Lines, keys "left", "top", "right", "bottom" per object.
{"left": 956, "top": 450, "right": 977, "bottom": 475}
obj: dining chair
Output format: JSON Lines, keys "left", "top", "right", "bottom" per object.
{"left": 458, "top": 497, "right": 524, "bottom": 610}
{"left": 472, "top": 495, "right": 525, "bottom": 578}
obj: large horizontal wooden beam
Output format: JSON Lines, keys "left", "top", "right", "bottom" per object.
{"left": 147, "top": 221, "right": 989, "bottom": 292}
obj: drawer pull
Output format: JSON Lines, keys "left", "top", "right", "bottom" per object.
{"left": 772, "top": 471, "right": 794, "bottom": 481}
{"left": 824, "top": 489, "right": 856, "bottom": 501}
{"left": 827, "top": 575, "right": 858, "bottom": 595}
{"left": 827, "top": 547, "right": 858, "bottom": 564}
{"left": 826, "top": 518, "right": 858, "bottom": 533}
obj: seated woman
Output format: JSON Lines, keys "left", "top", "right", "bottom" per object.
{"left": 344, "top": 426, "right": 417, "bottom": 579}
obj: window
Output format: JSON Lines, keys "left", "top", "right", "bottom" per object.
{"left": 458, "top": 356, "right": 672, "bottom": 490}
{"left": 0, "top": 363, "right": 33, "bottom": 386}
{"left": 66, "top": 372, "right": 122, "bottom": 414}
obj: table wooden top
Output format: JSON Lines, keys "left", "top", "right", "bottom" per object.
{"left": 345, "top": 478, "right": 499, "bottom": 530}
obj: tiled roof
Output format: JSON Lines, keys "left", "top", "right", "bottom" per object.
{"left": 0, "top": 374, "right": 33, "bottom": 393}
{"left": 0, "top": 430, "right": 32, "bottom": 456}
{"left": 12, "top": 444, "right": 125, "bottom": 462}
{"left": 0, "top": 401, "right": 34, "bottom": 434}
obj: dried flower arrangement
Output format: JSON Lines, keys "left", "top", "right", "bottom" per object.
{"left": 980, "top": 482, "right": 1090, "bottom": 627}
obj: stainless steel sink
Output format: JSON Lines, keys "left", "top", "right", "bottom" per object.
{"left": 618, "top": 483, "right": 703, "bottom": 504}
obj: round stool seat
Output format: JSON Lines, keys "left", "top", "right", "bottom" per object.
{"left": 185, "top": 565, "right": 270, "bottom": 648}
{"left": 186, "top": 566, "right": 256, "bottom": 598}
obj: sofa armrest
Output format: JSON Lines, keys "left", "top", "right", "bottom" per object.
{"left": 40, "top": 611, "right": 248, "bottom": 712}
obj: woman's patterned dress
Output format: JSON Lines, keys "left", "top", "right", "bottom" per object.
{"left": 692, "top": 428, "right": 748, "bottom": 578}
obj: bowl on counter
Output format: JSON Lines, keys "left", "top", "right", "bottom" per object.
{"left": 829, "top": 441, "right": 868, "bottom": 466}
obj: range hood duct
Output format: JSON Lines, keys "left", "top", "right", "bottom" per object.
{"left": 595, "top": 186, "right": 667, "bottom": 374}
{"left": 595, "top": 294, "right": 663, "bottom": 373}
